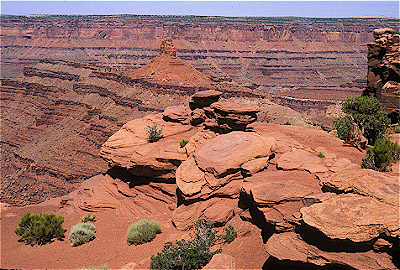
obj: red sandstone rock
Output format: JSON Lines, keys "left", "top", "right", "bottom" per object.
{"left": 241, "top": 170, "right": 320, "bottom": 206}
{"left": 194, "top": 131, "right": 273, "bottom": 176}
{"left": 300, "top": 193, "right": 400, "bottom": 242}
{"left": 100, "top": 114, "right": 198, "bottom": 179}
{"left": 276, "top": 148, "right": 329, "bottom": 173}
{"left": 210, "top": 101, "right": 261, "bottom": 114}
{"left": 320, "top": 168, "right": 399, "bottom": 207}
{"left": 162, "top": 105, "right": 191, "bottom": 124}
{"left": 190, "top": 90, "right": 222, "bottom": 109}
{"left": 172, "top": 198, "right": 236, "bottom": 230}
{"left": 265, "top": 232, "right": 396, "bottom": 269}
{"left": 203, "top": 254, "right": 236, "bottom": 269}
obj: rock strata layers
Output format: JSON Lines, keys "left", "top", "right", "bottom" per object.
{"left": 365, "top": 28, "right": 400, "bottom": 120}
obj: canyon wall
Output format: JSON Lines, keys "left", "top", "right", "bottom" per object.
{"left": 1, "top": 15, "right": 398, "bottom": 91}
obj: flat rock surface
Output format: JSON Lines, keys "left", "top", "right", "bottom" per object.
{"left": 300, "top": 193, "right": 400, "bottom": 242}
{"left": 265, "top": 232, "right": 396, "bottom": 269}
{"left": 210, "top": 101, "right": 261, "bottom": 114}
{"left": 321, "top": 168, "right": 400, "bottom": 207}
{"left": 194, "top": 131, "right": 273, "bottom": 176}
{"left": 241, "top": 170, "right": 320, "bottom": 206}
{"left": 277, "top": 148, "right": 329, "bottom": 173}
{"left": 192, "top": 90, "right": 222, "bottom": 98}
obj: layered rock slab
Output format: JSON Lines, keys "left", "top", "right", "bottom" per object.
{"left": 300, "top": 193, "right": 400, "bottom": 242}
{"left": 100, "top": 114, "right": 198, "bottom": 179}
{"left": 320, "top": 168, "right": 400, "bottom": 207}
{"left": 176, "top": 131, "right": 275, "bottom": 200}
{"left": 265, "top": 232, "right": 396, "bottom": 269}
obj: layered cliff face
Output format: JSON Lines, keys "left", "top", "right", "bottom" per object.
{"left": 364, "top": 28, "right": 400, "bottom": 121}
{"left": 2, "top": 15, "right": 398, "bottom": 91}
{"left": 1, "top": 38, "right": 305, "bottom": 205}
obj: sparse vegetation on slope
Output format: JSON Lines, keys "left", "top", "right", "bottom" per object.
{"left": 361, "top": 138, "right": 400, "bottom": 171}
{"left": 150, "top": 219, "right": 236, "bottom": 270}
{"left": 127, "top": 219, "right": 162, "bottom": 246}
{"left": 69, "top": 222, "right": 96, "bottom": 247}
{"left": 147, "top": 124, "right": 163, "bottom": 143}
{"left": 338, "top": 96, "right": 391, "bottom": 145}
{"left": 14, "top": 213, "right": 65, "bottom": 246}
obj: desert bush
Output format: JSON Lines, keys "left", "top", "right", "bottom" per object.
{"left": 340, "top": 96, "right": 390, "bottom": 145}
{"left": 334, "top": 116, "right": 353, "bottom": 141}
{"left": 14, "top": 212, "right": 65, "bottom": 246}
{"left": 180, "top": 139, "right": 189, "bottom": 148}
{"left": 221, "top": 225, "right": 237, "bottom": 244}
{"left": 69, "top": 222, "right": 96, "bottom": 247}
{"left": 150, "top": 219, "right": 221, "bottom": 270}
{"left": 317, "top": 152, "right": 325, "bottom": 158}
{"left": 361, "top": 138, "right": 400, "bottom": 172}
{"left": 81, "top": 213, "right": 96, "bottom": 223}
{"left": 127, "top": 219, "right": 162, "bottom": 246}
{"left": 283, "top": 121, "right": 292, "bottom": 125}
{"left": 146, "top": 124, "right": 163, "bottom": 143}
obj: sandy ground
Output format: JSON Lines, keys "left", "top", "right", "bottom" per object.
{"left": 1, "top": 203, "right": 266, "bottom": 269}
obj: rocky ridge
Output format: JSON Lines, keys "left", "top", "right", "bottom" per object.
{"left": 56, "top": 90, "right": 400, "bottom": 269}
{"left": 364, "top": 28, "right": 400, "bottom": 121}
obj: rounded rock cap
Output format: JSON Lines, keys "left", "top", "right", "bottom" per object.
{"left": 210, "top": 101, "right": 261, "bottom": 114}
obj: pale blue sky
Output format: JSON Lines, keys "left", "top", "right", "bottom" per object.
{"left": 1, "top": 1, "right": 399, "bottom": 18}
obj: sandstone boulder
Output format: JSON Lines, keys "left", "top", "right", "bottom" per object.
{"left": 162, "top": 105, "right": 191, "bottom": 124}
{"left": 203, "top": 254, "right": 236, "bottom": 269}
{"left": 276, "top": 148, "right": 329, "bottom": 173}
{"left": 241, "top": 170, "right": 321, "bottom": 206}
{"left": 100, "top": 114, "right": 198, "bottom": 179}
{"left": 210, "top": 101, "right": 260, "bottom": 132}
{"left": 300, "top": 193, "right": 400, "bottom": 242}
{"left": 172, "top": 198, "right": 237, "bottom": 230}
{"left": 265, "top": 232, "right": 396, "bottom": 269}
{"left": 189, "top": 90, "right": 222, "bottom": 109}
{"left": 194, "top": 131, "right": 273, "bottom": 176}
{"left": 320, "top": 168, "right": 399, "bottom": 207}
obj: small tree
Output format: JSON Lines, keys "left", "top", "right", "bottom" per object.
{"left": 150, "top": 220, "right": 236, "bottom": 270}
{"left": 15, "top": 213, "right": 65, "bottom": 246}
{"left": 340, "top": 96, "right": 390, "bottom": 145}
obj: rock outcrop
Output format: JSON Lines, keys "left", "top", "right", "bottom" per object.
{"left": 364, "top": 28, "right": 400, "bottom": 121}
{"left": 98, "top": 88, "right": 399, "bottom": 269}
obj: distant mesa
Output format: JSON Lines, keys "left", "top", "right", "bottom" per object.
{"left": 127, "top": 37, "right": 214, "bottom": 88}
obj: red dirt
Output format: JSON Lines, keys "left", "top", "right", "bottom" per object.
{"left": 1, "top": 202, "right": 265, "bottom": 269}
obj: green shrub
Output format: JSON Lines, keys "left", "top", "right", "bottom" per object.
{"left": 334, "top": 116, "right": 353, "bottom": 141}
{"left": 283, "top": 121, "right": 292, "bottom": 125}
{"left": 14, "top": 213, "right": 65, "bottom": 246}
{"left": 69, "top": 222, "right": 96, "bottom": 247}
{"left": 341, "top": 96, "right": 390, "bottom": 145}
{"left": 180, "top": 139, "right": 189, "bottom": 148}
{"left": 150, "top": 219, "right": 221, "bottom": 270}
{"left": 317, "top": 152, "right": 325, "bottom": 158}
{"left": 361, "top": 138, "right": 400, "bottom": 171}
{"left": 81, "top": 213, "right": 96, "bottom": 223}
{"left": 127, "top": 219, "right": 161, "bottom": 246}
{"left": 221, "top": 225, "right": 237, "bottom": 244}
{"left": 147, "top": 124, "right": 163, "bottom": 142}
